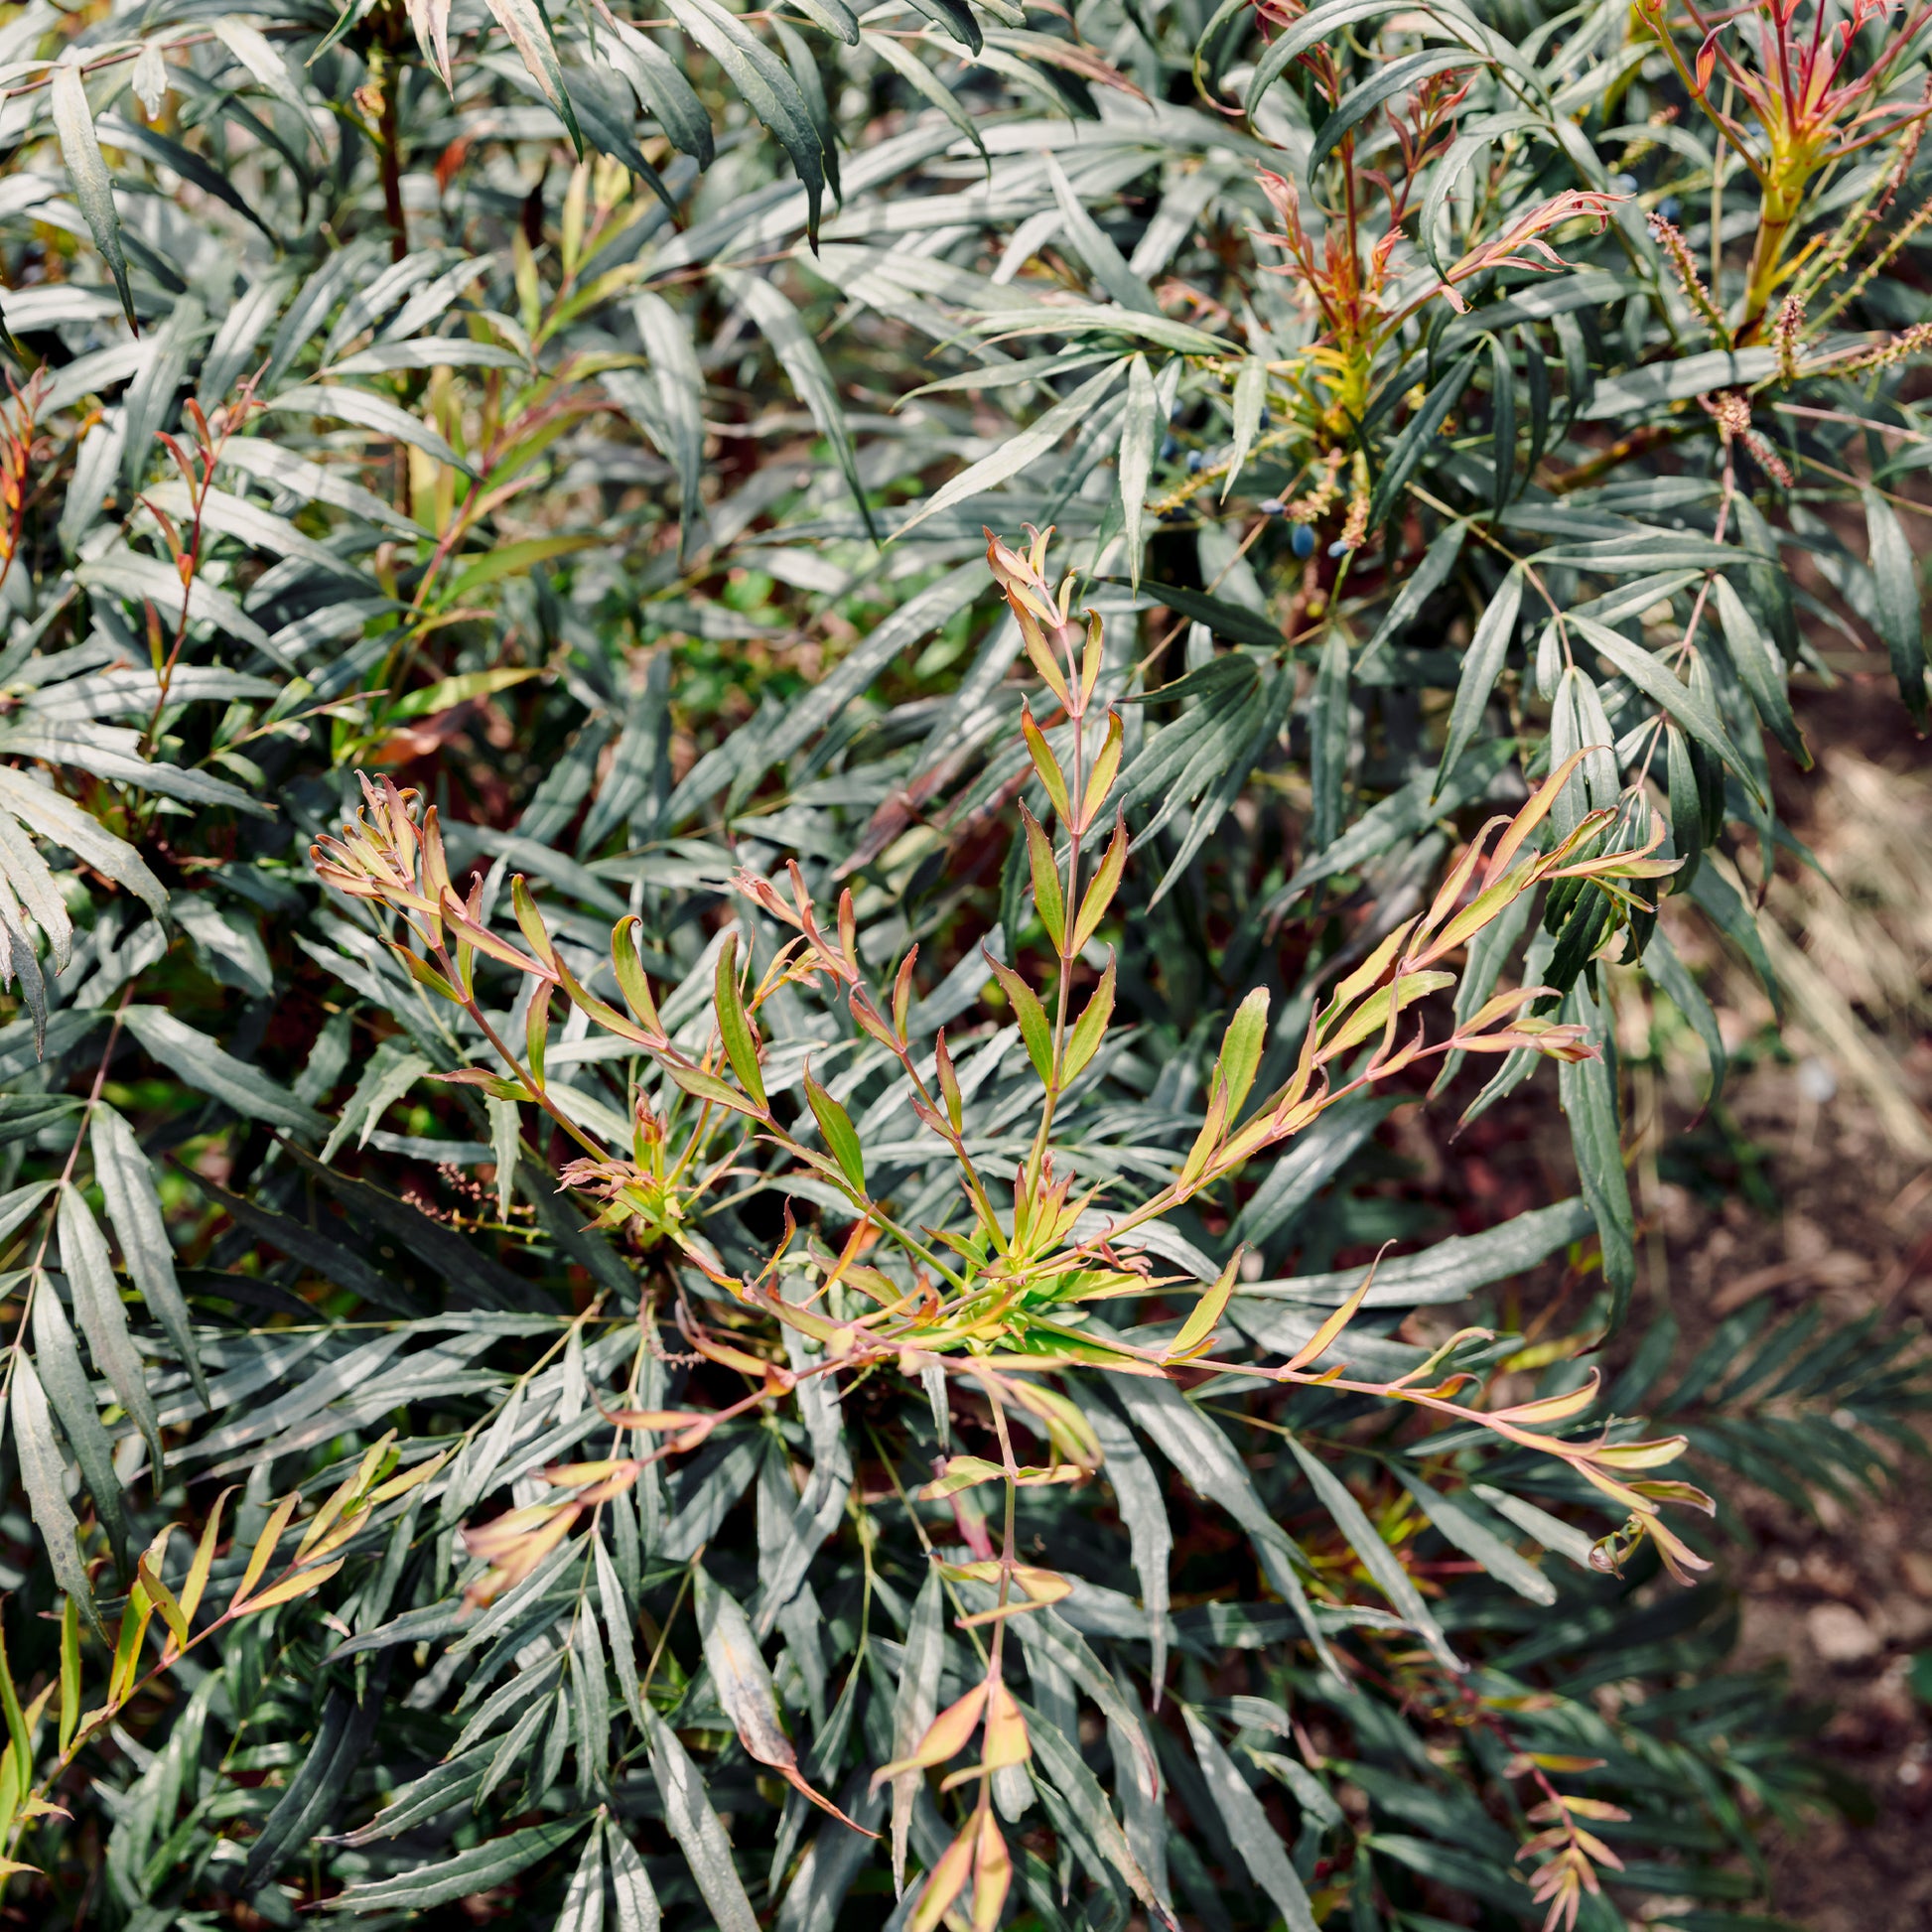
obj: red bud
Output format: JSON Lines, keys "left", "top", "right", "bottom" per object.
{"left": 1695, "top": 30, "right": 1718, "bottom": 92}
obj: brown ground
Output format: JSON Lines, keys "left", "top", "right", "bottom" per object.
{"left": 1645, "top": 679, "right": 1932, "bottom": 1929}
{"left": 1670, "top": 1064, "right": 1932, "bottom": 1929}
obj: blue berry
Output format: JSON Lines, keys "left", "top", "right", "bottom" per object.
{"left": 1611, "top": 172, "right": 1639, "bottom": 196}
{"left": 1658, "top": 195, "right": 1682, "bottom": 222}
{"left": 1291, "top": 523, "right": 1315, "bottom": 558}
{"left": 1160, "top": 434, "right": 1177, "bottom": 462}
{"left": 1327, "top": 540, "right": 1349, "bottom": 558}
{"left": 1258, "top": 497, "right": 1285, "bottom": 516}
{"left": 1185, "top": 450, "right": 1203, "bottom": 474}
{"left": 1258, "top": 407, "right": 1272, "bottom": 429}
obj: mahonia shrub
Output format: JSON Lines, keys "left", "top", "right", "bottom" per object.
{"left": 0, "top": 0, "right": 1924, "bottom": 1926}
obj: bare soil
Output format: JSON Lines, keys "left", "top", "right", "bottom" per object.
{"left": 1650, "top": 677, "right": 1932, "bottom": 1929}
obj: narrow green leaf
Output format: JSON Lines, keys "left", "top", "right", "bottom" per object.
{"left": 628, "top": 296, "right": 706, "bottom": 558}
{"left": 1309, "top": 624, "right": 1350, "bottom": 852}
{"left": 1557, "top": 979, "right": 1636, "bottom": 1324}
{"left": 605, "top": 1815, "right": 662, "bottom": 1932}
{"left": 888, "top": 1566, "right": 943, "bottom": 1890}
{"left": 325, "top": 1817, "right": 591, "bottom": 1910}
{"left": 261, "top": 386, "right": 477, "bottom": 479}
{"left": 1390, "top": 1467, "right": 1555, "bottom": 1605}
{"left": 1224, "top": 355, "right": 1266, "bottom": 501}
{"left": 32, "top": 1274, "right": 132, "bottom": 1575}
{"left": 861, "top": 33, "right": 986, "bottom": 174}
{"left": 898, "top": 361, "right": 1125, "bottom": 539}
{"left": 1108, "top": 1372, "right": 1339, "bottom": 1679}
{"left": 0, "top": 769, "right": 167, "bottom": 923}
{"left": 1570, "top": 614, "right": 1760, "bottom": 801}
{"left": 58, "top": 1182, "right": 164, "bottom": 1484}
{"left": 121, "top": 1009, "right": 328, "bottom": 1138}
{"left": 1486, "top": 330, "right": 1516, "bottom": 518}
{"left": 1119, "top": 351, "right": 1158, "bottom": 590}
{"left": 987, "top": 954, "right": 1055, "bottom": 1086}
{"left": 696, "top": 1567, "right": 794, "bottom": 1772}
{"left": 1209, "top": 986, "right": 1269, "bottom": 1122}
{"left": 1309, "top": 47, "right": 1475, "bottom": 178}
{"left": 1436, "top": 567, "right": 1523, "bottom": 796}
{"left": 1711, "top": 572, "right": 1809, "bottom": 766}
{"left": 1062, "top": 954, "right": 1116, "bottom": 1080}
{"left": 1179, "top": 1705, "right": 1318, "bottom": 1932}
{"left": 1084, "top": 1402, "right": 1171, "bottom": 1690}
{"left": 1285, "top": 1437, "right": 1460, "bottom": 1671}
{"left": 10, "top": 1356, "right": 96, "bottom": 1632}
{"left": 1369, "top": 349, "right": 1478, "bottom": 530}
{"left": 556, "top": 1818, "right": 608, "bottom": 1932}
{"left": 93, "top": 1105, "right": 204, "bottom": 1406}
{"left": 713, "top": 934, "right": 765, "bottom": 1107}
{"left": 1863, "top": 486, "right": 1927, "bottom": 728}
{"left": 662, "top": 0, "right": 825, "bottom": 242}
{"left": 804, "top": 1071, "right": 865, "bottom": 1192}
{"left": 51, "top": 64, "right": 136, "bottom": 331}
{"left": 1687, "top": 862, "right": 1779, "bottom": 1013}
{"left": 1642, "top": 925, "right": 1725, "bottom": 1105}
{"left": 726, "top": 272, "right": 878, "bottom": 541}
{"left": 483, "top": 0, "right": 584, "bottom": 151}
{"left": 645, "top": 1709, "right": 760, "bottom": 1932}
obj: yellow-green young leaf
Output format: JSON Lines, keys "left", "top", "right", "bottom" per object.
{"left": 1416, "top": 869, "right": 1531, "bottom": 966}
{"left": 1325, "top": 917, "right": 1418, "bottom": 1014}
{"left": 894, "top": 947, "right": 918, "bottom": 1039}
{"left": 510, "top": 875, "right": 559, "bottom": 969}
{"left": 109, "top": 1582, "right": 152, "bottom": 1706}
{"left": 58, "top": 1596, "right": 79, "bottom": 1758}
{"left": 665, "top": 1059, "right": 769, "bottom": 1120}
{"left": 525, "top": 983, "right": 552, "bottom": 1089}
{"left": 1079, "top": 710, "right": 1124, "bottom": 831}
{"left": 1316, "top": 971, "right": 1454, "bottom": 1061}
{"left": 1280, "top": 1262, "right": 1378, "bottom": 1373}
{"left": 1495, "top": 1370, "right": 1599, "bottom": 1427}
{"left": 180, "top": 1488, "right": 234, "bottom": 1624}
{"left": 971, "top": 1811, "right": 1012, "bottom": 1932}
{"left": 986, "top": 954, "right": 1055, "bottom": 1086}
{"left": 1062, "top": 955, "right": 1116, "bottom": 1081}
{"left": 233, "top": 1558, "right": 345, "bottom": 1614}
{"left": 611, "top": 916, "right": 663, "bottom": 1034}
{"left": 0, "top": 1605, "right": 31, "bottom": 1805}
{"left": 981, "top": 1679, "right": 1032, "bottom": 1765}
{"left": 1071, "top": 811, "right": 1128, "bottom": 954}
{"left": 1166, "top": 1247, "right": 1240, "bottom": 1361}
{"left": 390, "top": 942, "right": 462, "bottom": 1001}
{"left": 1210, "top": 987, "right": 1271, "bottom": 1122}
{"left": 554, "top": 953, "right": 658, "bottom": 1048}
{"left": 910, "top": 1823, "right": 977, "bottom": 1932}
{"left": 1591, "top": 1436, "right": 1689, "bottom": 1470}
{"left": 298, "top": 1431, "right": 395, "bottom": 1563}
{"left": 386, "top": 665, "right": 542, "bottom": 722}
{"left": 1078, "top": 609, "right": 1104, "bottom": 711}
{"left": 1022, "top": 805, "right": 1065, "bottom": 950}
{"left": 229, "top": 1492, "right": 299, "bottom": 1611}
{"left": 1178, "top": 1073, "right": 1230, "bottom": 1188}
{"left": 916, "top": 1456, "right": 1006, "bottom": 1499}
{"left": 804, "top": 1070, "right": 865, "bottom": 1193}
{"left": 713, "top": 934, "right": 765, "bottom": 1107}
{"left": 935, "top": 1030, "right": 964, "bottom": 1132}
{"left": 137, "top": 1558, "right": 192, "bottom": 1653}
{"left": 1019, "top": 703, "right": 1072, "bottom": 822}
